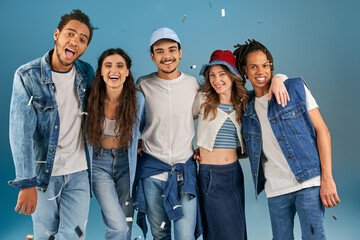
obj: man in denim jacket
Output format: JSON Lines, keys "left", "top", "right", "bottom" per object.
{"left": 235, "top": 40, "right": 340, "bottom": 240}
{"left": 8, "top": 10, "right": 95, "bottom": 239}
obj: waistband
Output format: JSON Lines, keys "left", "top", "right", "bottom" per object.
{"left": 94, "top": 146, "right": 128, "bottom": 156}
{"left": 199, "top": 160, "right": 240, "bottom": 171}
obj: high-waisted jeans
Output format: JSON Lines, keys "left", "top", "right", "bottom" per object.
{"left": 198, "top": 160, "right": 247, "bottom": 240}
{"left": 92, "top": 146, "right": 133, "bottom": 240}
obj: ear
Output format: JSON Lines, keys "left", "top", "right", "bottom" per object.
{"left": 54, "top": 29, "right": 60, "bottom": 41}
{"left": 179, "top": 49, "right": 182, "bottom": 60}
{"left": 150, "top": 52, "right": 155, "bottom": 62}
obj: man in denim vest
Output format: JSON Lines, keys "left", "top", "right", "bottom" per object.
{"left": 9, "top": 10, "right": 95, "bottom": 239}
{"left": 235, "top": 40, "right": 340, "bottom": 240}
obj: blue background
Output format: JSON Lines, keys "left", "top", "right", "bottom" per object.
{"left": 1, "top": 0, "right": 359, "bottom": 239}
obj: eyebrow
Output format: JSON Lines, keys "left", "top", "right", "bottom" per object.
{"left": 154, "top": 46, "right": 178, "bottom": 52}
{"left": 66, "top": 28, "right": 89, "bottom": 40}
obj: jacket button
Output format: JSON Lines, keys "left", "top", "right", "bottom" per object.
{"left": 253, "top": 173, "right": 257, "bottom": 176}
{"left": 288, "top": 155, "right": 293, "bottom": 159}
{"left": 254, "top": 155, "right": 259, "bottom": 157}
{"left": 298, "top": 178, "right": 303, "bottom": 182}
{"left": 54, "top": 125, "right": 58, "bottom": 129}
{"left": 272, "top": 120, "right": 276, "bottom": 124}
{"left": 279, "top": 137, "right": 283, "bottom": 141}
{"left": 292, "top": 111, "right": 295, "bottom": 116}
{"left": 40, "top": 188, "right": 44, "bottom": 191}
{"left": 49, "top": 148, "right": 53, "bottom": 151}
{"left": 45, "top": 169, "right": 49, "bottom": 173}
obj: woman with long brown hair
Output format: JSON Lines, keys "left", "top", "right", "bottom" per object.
{"left": 86, "top": 48, "right": 145, "bottom": 240}
{"left": 193, "top": 50, "right": 288, "bottom": 240}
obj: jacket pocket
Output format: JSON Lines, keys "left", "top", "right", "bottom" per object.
{"left": 32, "top": 98, "right": 56, "bottom": 131}
{"left": 280, "top": 106, "right": 310, "bottom": 136}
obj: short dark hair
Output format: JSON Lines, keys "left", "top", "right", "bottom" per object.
{"left": 150, "top": 41, "right": 181, "bottom": 54}
{"left": 57, "top": 9, "right": 95, "bottom": 45}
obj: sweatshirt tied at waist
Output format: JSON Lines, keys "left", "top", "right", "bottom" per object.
{"left": 134, "top": 152, "right": 202, "bottom": 239}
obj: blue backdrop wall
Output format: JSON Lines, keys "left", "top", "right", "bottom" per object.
{"left": 1, "top": 0, "right": 359, "bottom": 239}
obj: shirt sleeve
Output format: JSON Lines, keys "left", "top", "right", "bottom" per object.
{"left": 304, "top": 84, "right": 319, "bottom": 111}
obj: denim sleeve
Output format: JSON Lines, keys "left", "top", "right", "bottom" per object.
{"left": 8, "top": 70, "right": 38, "bottom": 189}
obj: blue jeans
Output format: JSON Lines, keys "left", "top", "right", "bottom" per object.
{"left": 92, "top": 146, "right": 134, "bottom": 240}
{"left": 198, "top": 161, "right": 247, "bottom": 240}
{"left": 32, "top": 170, "right": 90, "bottom": 240}
{"left": 268, "top": 186, "right": 325, "bottom": 240}
{"left": 142, "top": 176, "right": 197, "bottom": 240}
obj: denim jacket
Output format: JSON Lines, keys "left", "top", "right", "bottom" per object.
{"left": 134, "top": 152, "right": 202, "bottom": 239}
{"left": 241, "top": 78, "right": 321, "bottom": 197}
{"left": 8, "top": 50, "right": 94, "bottom": 192}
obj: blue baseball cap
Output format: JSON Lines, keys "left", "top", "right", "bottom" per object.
{"left": 150, "top": 27, "right": 181, "bottom": 47}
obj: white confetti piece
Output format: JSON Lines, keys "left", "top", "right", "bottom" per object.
{"left": 221, "top": 9, "right": 225, "bottom": 17}
{"left": 160, "top": 221, "right": 166, "bottom": 229}
{"left": 190, "top": 65, "right": 197, "bottom": 69}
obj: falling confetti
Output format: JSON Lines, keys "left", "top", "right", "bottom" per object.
{"left": 221, "top": 9, "right": 225, "bottom": 17}
{"left": 160, "top": 221, "right": 166, "bottom": 229}
{"left": 332, "top": 214, "right": 338, "bottom": 221}
{"left": 190, "top": 65, "right": 197, "bottom": 69}
{"left": 75, "top": 226, "right": 83, "bottom": 238}
{"left": 182, "top": 15, "right": 187, "bottom": 22}
{"left": 209, "top": 1, "right": 212, "bottom": 8}
{"left": 26, "top": 236, "right": 34, "bottom": 240}
{"left": 257, "top": 21, "right": 263, "bottom": 24}
{"left": 310, "top": 225, "right": 315, "bottom": 235}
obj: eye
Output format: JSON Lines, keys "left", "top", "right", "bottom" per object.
{"left": 250, "top": 65, "right": 256, "bottom": 69}
{"left": 67, "top": 32, "right": 74, "bottom": 37}
{"left": 156, "top": 50, "right": 164, "bottom": 54}
{"left": 80, "top": 38, "right": 87, "bottom": 44}
{"left": 104, "top": 63, "right": 111, "bottom": 68}
{"left": 264, "top": 63, "right": 270, "bottom": 69}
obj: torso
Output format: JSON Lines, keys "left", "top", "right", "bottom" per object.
{"left": 199, "top": 147, "right": 238, "bottom": 165}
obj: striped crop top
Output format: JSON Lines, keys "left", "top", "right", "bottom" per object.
{"left": 213, "top": 103, "right": 239, "bottom": 149}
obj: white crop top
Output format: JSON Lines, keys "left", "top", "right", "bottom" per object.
{"left": 103, "top": 117, "right": 117, "bottom": 136}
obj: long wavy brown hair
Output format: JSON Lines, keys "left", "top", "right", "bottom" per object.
{"left": 201, "top": 65, "right": 250, "bottom": 125}
{"left": 86, "top": 48, "right": 137, "bottom": 148}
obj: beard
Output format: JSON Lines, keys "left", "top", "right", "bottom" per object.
{"left": 160, "top": 67, "right": 177, "bottom": 74}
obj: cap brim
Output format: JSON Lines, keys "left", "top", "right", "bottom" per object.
{"left": 199, "top": 60, "right": 240, "bottom": 77}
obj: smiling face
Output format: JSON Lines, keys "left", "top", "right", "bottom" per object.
{"left": 243, "top": 50, "right": 272, "bottom": 97}
{"left": 101, "top": 54, "right": 129, "bottom": 90}
{"left": 208, "top": 65, "right": 233, "bottom": 100}
{"left": 151, "top": 39, "right": 182, "bottom": 79}
{"left": 52, "top": 20, "right": 89, "bottom": 71}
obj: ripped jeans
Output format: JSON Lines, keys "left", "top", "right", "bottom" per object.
{"left": 32, "top": 170, "right": 90, "bottom": 240}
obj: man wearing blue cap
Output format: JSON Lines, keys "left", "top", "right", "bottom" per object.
{"left": 135, "top": 27, "right": 202, "bottom": 240}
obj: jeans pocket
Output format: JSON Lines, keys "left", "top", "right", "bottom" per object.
{"left": 199, "top": 170, "right": 213, "bottom": 195}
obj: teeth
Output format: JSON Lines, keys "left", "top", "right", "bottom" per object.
{"left": 66, "top": 48, "right": 75, "bottom": 53}
{"left": 256, "top": 77, "right": 265, "bottom": 81}
{"left": 109, "top": 76, "right": 119, "bottom": 79}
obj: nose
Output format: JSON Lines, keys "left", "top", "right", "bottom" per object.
{"left": 69, "top": 36, "right": 79, "bottom": 47}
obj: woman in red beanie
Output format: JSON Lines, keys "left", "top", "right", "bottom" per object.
{"left": 192, "top": 50, "right": 288, "bottom": 240}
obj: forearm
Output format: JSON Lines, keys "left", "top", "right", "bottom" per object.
{"left": 316, "top": 125, "right": 333, "bottom": 179}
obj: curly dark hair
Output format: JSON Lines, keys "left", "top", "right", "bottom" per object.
{"left": 86, "top": 48, "right": 138, "bottom": 148}
{"left": 57, "top": 9, "right": 95, "bottom": 44}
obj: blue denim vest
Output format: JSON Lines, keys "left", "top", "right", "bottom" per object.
{"left": 9, "top": 50, "right": 94, "bottom": 192}
{"left": 241, "top": 78, "right": 321, "bottom": 197}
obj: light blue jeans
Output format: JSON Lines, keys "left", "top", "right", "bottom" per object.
{"left": 142, "top": 176, "right": 197, "bottom": 240}
{"left": 32, "top": 170, "right": 90, "bottom": 240}
{"left": 92, "top": 146, "right": 133, "bottom": 240}
{"left": 268, "top": 186, "right": 325, "bottom": 240}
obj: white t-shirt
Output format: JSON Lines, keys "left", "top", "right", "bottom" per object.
{"left": 137, "top": 72, "right": 200, "bottom": 181}
{"left": 51, "top": 66, "right": 87, "bottom": 176}
{"left": 255, "top": 84, "right": 320, "bottom": 198}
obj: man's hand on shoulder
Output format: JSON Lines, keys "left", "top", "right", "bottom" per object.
{"left": 15, "top": 187, "right": 37, "bottom": 215}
